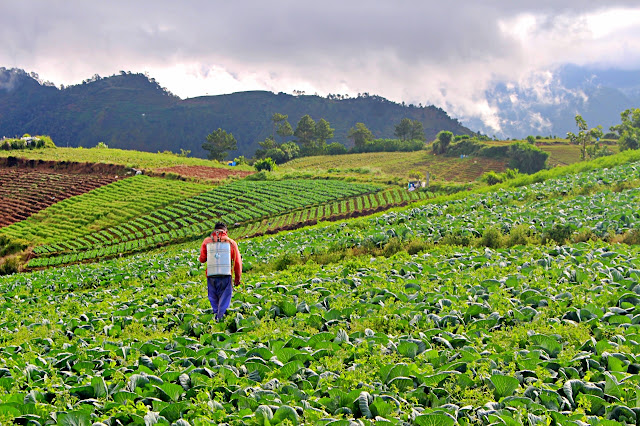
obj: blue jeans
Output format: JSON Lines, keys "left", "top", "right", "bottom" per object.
{"left": 207, "top": 275, "right": 233, "bottom": 321}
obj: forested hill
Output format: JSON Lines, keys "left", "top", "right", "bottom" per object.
{"left": 0, "top": 68, "right": 472, "bottom": 158}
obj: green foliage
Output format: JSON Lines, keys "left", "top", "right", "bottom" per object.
{"left": 314, "top": 118, "right": 334, "bottom": 144}
{"left": 272, "top": 113, "right": 293, "bottom": 144}
{"left": 294, "top": 115, "right": 316, "bottom": 150}
{"left": 1, "top": 135, "right": 51, "bottom": 151}
{"left": 507, "top": 142, "right": 549, "bottom": 174}
{"left": 481, "top": 168, "right": 519, "bottom": 185}
{"left": 0, "top": 236, "right": 27, "bottom": 257}
{"left": 5, "top": 148, "right": 640, "bottom": 424}
{"left": 526, "top": 135, "right": 536, "bottom": 144}
{"left": 95, "top": 141, "right": 108, "bottom": 149}
{"left": 432, "top": 130, "right": 453, "bottom": 154}
{"left": 348, "top": 123, "right": 374, "bottom": 148}
{"left": 254, "top": 157, "right": 277, "bottom": 172}
{"left": 394, "top": 118, "right": 425, "bottom": 141}
{"left": 351, "top": 138, "right": 425, "bottom": 153}
{"left": 202, "top": 128, "right": 237, "bottom": 161}
{"left": 0, "top": 70, "right": 474, "bottom": 158}
{"left": 325, "top": 142, "right": 347, "bottom": 155}
{"left": 567, "top": 114, "right": 604, "bottom": 160}
{"left": 0, "top": 256, "right": 19, "bottom": 276}
{"left": 481, "top": 170, "right": 503, "bottom": 185}
{"left": 612, "top": 108, "right": 640, "bottom": 151}
{"left": 477, "top": 226, "right": 503, "bottom": 248}
{"left": 234, "top": 155, "right": 249, "bottom": 165}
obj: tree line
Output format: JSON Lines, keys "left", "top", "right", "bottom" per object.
{"left": 201, "top": 114, "right": 428, "bottom": 163}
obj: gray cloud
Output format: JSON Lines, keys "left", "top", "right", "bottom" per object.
{"left": 1, "top": 1, "right": 639, "bottom": 132}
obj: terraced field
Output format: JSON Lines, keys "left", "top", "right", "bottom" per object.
{"left": 0, "top": 168, "right": 120, "bottom": 227}
{"left": 282, "top": 151, "right": 508, "bottom": 182}
{"left": 0, "top": 175, "right": 212, "bottom": 245}
{"left": 27, "top": 181, "right": 430, "bottom": 268}
{"left": 2, "top": 153, "right": 640, "bottom": 424}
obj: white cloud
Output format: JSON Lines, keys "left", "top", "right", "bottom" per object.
{"left": 0, "top": 1, "right": 639, "bottom": 133}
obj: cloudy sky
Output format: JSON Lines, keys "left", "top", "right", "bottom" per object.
{"left": 2, "top": 1, "right": 640, "bottom": 132}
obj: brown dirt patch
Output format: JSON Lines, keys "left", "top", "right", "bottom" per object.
{"left": 0, "top": 159, "right": 126, "bottom": 228}
{"left": 152, "top": 165, "right": 254, "bottom": 181}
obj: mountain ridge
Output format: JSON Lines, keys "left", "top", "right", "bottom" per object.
{"left": 0, "top": 68, "right": 472, "bottom": 158}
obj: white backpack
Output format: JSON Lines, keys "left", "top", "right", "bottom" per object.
{"left": 206, "top": 230, "right": 232, "bottom": 277}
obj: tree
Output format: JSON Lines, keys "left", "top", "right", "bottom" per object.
{"left": 611, "top": 108, "right": 640, "bottom": 151}
{"left": 280, "top": 141, "right": 300, "bottom": 161}
{"left": 394, "top": 118, "right": 413, "bottom": 141}
{"left": 315, "top": 118, "right": 334, "bottom": 144}
{"left": 566, "top": 115, "right": 603, "bottom": 160}
{"left": 294, "top": 115, "right": 316, "bottom": 147}
{"left": 254, "top": 157, "right": 277, "bottom": 171}
{"left": 394, "top": 118, "right": 424, "bottom": 141}
{"left": 410, "top": 120, "right": 426, "bottom": 142}
{"left": 432, "top": 130, "right": 453, "bottom": 154}
{"left": 326, "top": 142, "right": 347, "bottom": 155}
{"left": 272, "top": 113, "right": 293, "bottom": 144}
{"left": 508, "top": 142, "right": 548, "bottom": 174}
{"left": 348, "top": 123, "right": 374, "bottom": 148}
{"left": 276, "top": 121, "right": 293, "bottom": 143}
{"left": 202, "top": 128, "right": 237, "bottom": 161}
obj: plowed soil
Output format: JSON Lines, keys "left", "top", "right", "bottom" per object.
{"left": 0, "top": 159, "right": 126, "bottom": 228}
{"left": 152, "top": 165, "right": 254, "bottom": 181}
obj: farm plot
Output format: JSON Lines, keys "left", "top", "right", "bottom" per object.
{"left": 282, "top": 151, "right": 507, "bottom": 182}
{"left": 152, "top": 165, "right": 254, "bottom": 181}
{"left": 241, "top": 160, "right": 640, "bottom": 268}
{"left": 3, "top": 237, "right": 640, "bottom": 424}
{"left": 27, "top": 179, "right": 383, "bottom": 268}
{"left": 0, "top": 175, "right": 212, "bottom": 245}
{"left": 0, "top": 168, "right": 120, "bottom": 228}
{"left": 234, "top": 187, "right": 428, "bottom": 238}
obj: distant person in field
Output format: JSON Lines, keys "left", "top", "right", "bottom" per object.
{"left": 199, "top": 222, "right": 242, "bottom": 322}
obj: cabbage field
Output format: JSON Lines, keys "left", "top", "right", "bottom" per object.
{"left": 2, "top": 158, "right": 640, "bottom": 425}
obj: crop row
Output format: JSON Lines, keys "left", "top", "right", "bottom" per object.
{"left": 240, "top": 160, "right": 640, "bottom": 267}
{"left": 0, "top": 168, "right": 120, "bottom": 228}
{"left": 27, "top": 180, "right": 382, "bottom": 267}
{"left": 234, "top": 188, "right": 428, "bottom": 238}
{"left": 3, "top": 233, "right": 640, "bottom": 424}
{"left": 0, "top": 175, "right": 211, "bottom": 245}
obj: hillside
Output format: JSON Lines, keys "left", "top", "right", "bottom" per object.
{"left": 0, "top": 68, "right": 472, "bottom": 159}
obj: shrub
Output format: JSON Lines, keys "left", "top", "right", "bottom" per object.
{"left": 254, "top": 157, "right": 277, "bottom": 172}
{"left": 326, "top": 142, "right": 347, "bottom": 155}
{"left": 506, "top": 224, "right": 536, "bottom": 246}
{"left": 40, "top": 135, "right": 56, "bottom": 148}
{"left": 481, "top": 171, "right": 503, "bottom": 185}
{"left": 406, "top": 238, "right": 434, "bottom": 255}
{"left": 234, "top": 156, "right": 249, "bottom": 165}
{"left": 382, "top": 237, "right": 405, "bottom": 257}
{"left": 477, "top": 226, "right": 503, "bottom": 248}
{"left": 508, "top": 142, "right": 549, "bottom": 174}
{"left": 620, "top": 228, "right": 640, "bottom": 245}
{"left": 432, "top": 131, "right": 453, "bottom": 154}
{"left": 274, "top": 252, "right": 302, "bottom": 271}
{"left": 246, "top": 171, "right": 269, "bottom": 181}
{"left": 526, "top": 135, "right": 536, "bottom": 144}
{"left": 0, "top": 236, "right": 27, "bottom": 257}
{"left": 543, "top": 224, "right": 574, "bottom": 245}
{"left": 0, "top": 257, "right": 19, "bottom": 276}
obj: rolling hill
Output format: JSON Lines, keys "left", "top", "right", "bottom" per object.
{"left": 0, "top": 68, "right": 472, "bottom": 159}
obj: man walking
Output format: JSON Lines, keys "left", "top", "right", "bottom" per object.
{"left": 199, "top": 222, "right": 242, "bottom": 321}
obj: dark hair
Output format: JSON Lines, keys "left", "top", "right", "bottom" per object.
{"left": 214, "top": 222, "right": 227, "bottom": 231}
